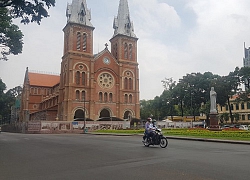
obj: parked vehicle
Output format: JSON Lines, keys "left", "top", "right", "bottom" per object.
{"left": 221, "top": 125, "right": 230, "bottom": 129}
{"left": 142, "top": 127, "right": 168, "bottom": 148}
{"left": 239, "top": 125, "right": 249, "bottom": 130}
{"left": 229, "top": 124, "right": 240, "bottom": 129}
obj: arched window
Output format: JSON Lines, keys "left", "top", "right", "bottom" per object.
{"left": 124, "top": 43, "right": 128, "bottom": 59}
{"left": 82, "top": 91, "right": 86, "bottom": 101}
{"left": 230, "top": 104, "right": 234, "bottom": 110}
{"left": 113, "top": 43, "right": 118, "bottom": 59}
{"left": 129, "top": 78, "right": 133, "bottom": 90}
{"left": 129, "top": 44, "right": 132, "bottom": 60}
{"left": 34, "top": 88, "right": 38, "bottom": 94}
{"left": 104, "top": 92, "right": 108, "bottom": 102}
{"left": 82, "top": 72, "right": 86, "bottom": 85}
{"left": 77, "top": 32, "right": 81, "bottom": 50}
{"left": 76, "top": 90, "right": 80, "bottom": 100}
{"left": 109, "top": 93, "right": 113, "bottom": 102}
{"left": 129, "top": 94, "right": 132, "bottom": 103}
{"left": 124, "top": 77, "right": 128, "bottom": 89}
{"left": 76, "top": 71, "right": 80, "bottom": 85}
{"left": 83, "top": 33, "right": 87, "bottom": 51}
{"left": 125, "top": 94, "right": 128, "bottom": 103}
{"left": 99, "top": 92, "right": 103, "bottom": 102}
{"left": 236, "top": 104, "right": 239, "bottom": 110}
{"left": 241, "top": 103, "right": 245, "bottom": 110}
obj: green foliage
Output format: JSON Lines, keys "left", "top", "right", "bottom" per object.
{"left": 0, "top": 79, "right": 22, "bottom": 124}
{"left": 140, "top": 66, "right": 250, "bottom": 124}
{"left": 0, "top": 0, "right": 55, "bottom": 60}
{"left": 0, "top": 0, "right": 55, "bottom": 25}
{"left": 94, "top": 129, "right": 250, "bottom": 141}
{"left": 0, "top": 7, "right": 23, "bottom": 61}
{"left": 163, "top": 129, "right": 250, "bottom": 141}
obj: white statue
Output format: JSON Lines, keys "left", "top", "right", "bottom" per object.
{"left": 210, "top": 87, "right": 217, "bottom": 113}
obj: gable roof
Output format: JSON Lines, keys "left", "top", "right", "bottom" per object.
{"left": 28, "top": 72, "right": 60, "bottom": 87}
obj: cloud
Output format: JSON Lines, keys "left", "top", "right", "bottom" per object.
{"left": 131, "top": 0, "right": 181, "bottom": 37}
{"left": 1, "top": 0, "right": 250, "bottom": 100}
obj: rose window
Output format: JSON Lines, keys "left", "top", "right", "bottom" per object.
{"left": 98, "top": 73, "right": 114, "bottom": 89}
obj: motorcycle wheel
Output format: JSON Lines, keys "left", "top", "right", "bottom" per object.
{"left": 160, "top": 137, "right": 168, "bottom": 148}
{"left": 143, "top": 139, "right": 150, "bottom": 147}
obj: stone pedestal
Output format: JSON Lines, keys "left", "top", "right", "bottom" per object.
{"left": 208, "top": 113, "right": 220, "bottom": 130}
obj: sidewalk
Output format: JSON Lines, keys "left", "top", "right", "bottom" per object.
{"left": 87, "top": 132, "right": 250, "bottom": 145}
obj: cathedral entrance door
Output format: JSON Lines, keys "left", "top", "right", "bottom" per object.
{"left": 99, "top": 109, "right": 111, "bottom": 120}
{"left": 74, "top": 109, "right": 85, "bottom": 121}
{"left": 124, "top": 111, "right": 132, "bottom": 121}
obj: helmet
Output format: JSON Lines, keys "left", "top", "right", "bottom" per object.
{"left": 147, "top": 118, "right": 152, "bottom": 122}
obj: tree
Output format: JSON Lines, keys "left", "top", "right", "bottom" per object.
{"left": 0, "top": 78, "right": 22, "bottom": 124}
{"left": 214, "top": 68, "right": 241, "bottom": 124}
{"left": 0, "top": 0, "right": 55, "bottom": 60}
{"left": 175, "top": 72, "right": 218, "bottom": 120}
{"left": 140, "top": 99, "right": 155, "bottom": 120}
{"left": 0, "top": 78, "right": 6, "bottom": 112}
{"left": 0, "top": 7, "right": 23, "bottom": 60}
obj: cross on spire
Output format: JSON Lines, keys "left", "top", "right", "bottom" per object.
{"left": 105, "top": 43, "right": 108, "bottom": 49}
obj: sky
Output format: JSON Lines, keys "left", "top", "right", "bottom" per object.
{"left": 0, "top": 0, "right": 249, "bottom": 100}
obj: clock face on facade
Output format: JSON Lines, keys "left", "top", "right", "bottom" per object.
{"left": 103, "top": 57, "right": 110, "bottom": 64}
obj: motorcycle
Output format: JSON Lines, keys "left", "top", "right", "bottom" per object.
{"left": 142, "top": 127, "right": 168, "bottom": 148}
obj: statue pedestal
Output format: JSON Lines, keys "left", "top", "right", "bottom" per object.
{"left": 208, "top": 113, "right": 220, "bottom": 130}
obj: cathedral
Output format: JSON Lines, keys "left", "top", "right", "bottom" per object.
{"left": 20, "top": 0, "right": 140, "bottom": 122}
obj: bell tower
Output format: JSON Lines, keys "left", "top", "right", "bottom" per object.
{"left": 110, "top": 0, "right": 140, "bottom": 119}
{"left": 58, "top": 0, "right": 95, "bottom": 121}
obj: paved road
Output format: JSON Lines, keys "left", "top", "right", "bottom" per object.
{"left": 0, "top": 132, "right": 249, "bottom": 180}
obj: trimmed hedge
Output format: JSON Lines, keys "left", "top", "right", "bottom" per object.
{"left": 95, "top": 128, "right": 250, "bottom": 141}
{"left": 163, "top": 128, "right": 250, "bottom": 140}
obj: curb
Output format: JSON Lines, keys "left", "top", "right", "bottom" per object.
{"left": 86, "top": 133, "right": 250, "bottom": 145}
{"left": 165, "top": 136, "right": 250, "bottom": 145}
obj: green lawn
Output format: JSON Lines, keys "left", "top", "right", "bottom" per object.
{"left": 95, "top": 128, "right": 250, "bottom": 141}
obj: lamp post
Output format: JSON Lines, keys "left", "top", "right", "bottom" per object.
{"left": 83, "top": 96, "right": 86, "bottom": 133}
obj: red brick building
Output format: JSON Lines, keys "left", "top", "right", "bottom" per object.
{"left": 20, "top": 0, "right": 140, "bottom": 122}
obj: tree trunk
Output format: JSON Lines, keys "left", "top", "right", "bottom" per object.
{"left": 227, "top": 96, "right": 234, "bottom": 124}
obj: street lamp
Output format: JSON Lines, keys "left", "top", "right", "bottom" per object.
{"left": 83, "top": 95, "right": 86, "bottom": 133}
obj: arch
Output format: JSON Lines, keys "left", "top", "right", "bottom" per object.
{"left": 125, "top": 94, "right": 128, "bottom": 103}
{"left": 129, "top": 44, "right": 133, "bottom": 60}
{"left": 73, "top": 62, "right": 89, "bottom": 71}
{"left": 104, "top": 92, "right": 108, "bottom": 102}
{"left": 109, "top": 93, "right": 113, "bottom": 102}
{"left": 124, "top": 43, "right": 128, "bottom": 59}
{"left": 123, "top": 110, "right": 133, "bottom": 120}
{"left": 129, "top": 94, "right": 132, "bottom": 103}
{"left": 99, "top": 92, "right": 103, "bottom": 102}
{"left": 82, "top": 72, "right": 86, "bottom": 85}
{"left": 77, "top": 32, "right": 81, "bottom": 50}
{"left": 129, "top": 78, "right": 133, "bottom": 90}
{"left": 73, "top": 106, "right": 88, "bottom": 121}
{"left": 122, "top": 70, "right": 135, "bottom": 77}
{"left": 76, "top": 71, "right": 80, "bottom": 85}
{"left": 81, "top": 91, "right": 86, "bottom": 101}
{"left": 74, "top": 109, "right": 85, "bottom": 120}
{"left": 82, "top": 33, "right": 87, "bottom": 51}
{"left": 124, "top": 77, "right": 128, "bottom": 89}
{"left": 76, "top": 90, "right": 80, "bottom": 100}
{"left": 99, "top": 108, "right": 111, "bottom": 118}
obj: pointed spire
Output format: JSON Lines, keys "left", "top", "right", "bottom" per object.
{"left": 113, "top": 0, "right": 136, "bottom": 38}
{"left": 66, "top": 0, "right": 93, "bottom": 27}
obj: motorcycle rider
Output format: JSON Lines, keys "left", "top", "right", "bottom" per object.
{"left": 144, "top": 118, "right": 154, "bottom": 142}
